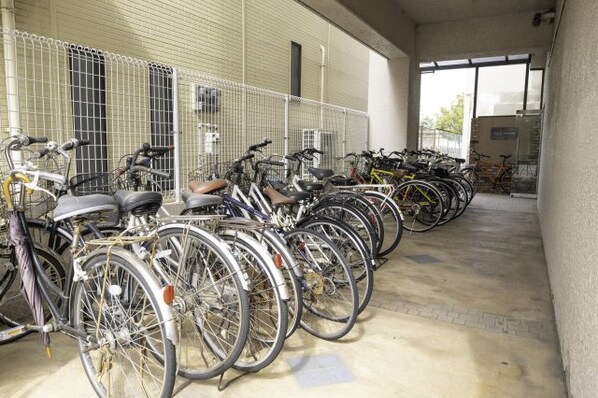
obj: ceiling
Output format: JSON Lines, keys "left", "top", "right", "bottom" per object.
{"left": 392, "top": 0, "right": 556, "bottom": 25}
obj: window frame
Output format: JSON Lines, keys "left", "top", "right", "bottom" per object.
{"left": 290, "top": 41, "right": 302, "bottom": 97}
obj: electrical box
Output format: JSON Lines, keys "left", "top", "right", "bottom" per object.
{"left": 203, "top": 125, "right": 220, "bottom": 155}
{"left": 192, "top": 84, "right": 221, "bottom": 112}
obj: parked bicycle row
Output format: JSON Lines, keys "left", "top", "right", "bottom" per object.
{"left": 0, "top": 135, "right": 406, "bottom": 397}
{"left": 241, "top": 145, "right": 479, "bottom": 232}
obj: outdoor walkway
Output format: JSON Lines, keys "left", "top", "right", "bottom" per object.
{"left": 0, "top": 194, "right": 565, "bottom": 397}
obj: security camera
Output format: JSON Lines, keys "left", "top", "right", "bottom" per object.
{"left": 533, "top": 8, "right": 556, "bottom": 26}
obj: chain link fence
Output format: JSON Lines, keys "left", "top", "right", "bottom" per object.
{"left": 0, "top": 29, "right": 369, "bottom": 202}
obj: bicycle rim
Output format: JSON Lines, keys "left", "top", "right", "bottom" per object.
{"left": 73, "top": 249, "right": 176, "bottom": 398}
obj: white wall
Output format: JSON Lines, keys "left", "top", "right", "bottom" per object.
{"left": 539, "top": 0, "right": 598, "bottom": 395}
{"left": 367, "top": 51, "right": 409, "bottom": 151}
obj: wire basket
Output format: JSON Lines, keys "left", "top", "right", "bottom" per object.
{"left": 255, "top": 162, "right": 287, "bottom": 190}
{"left": 0, "top": 143, "right": 66, "bottom": 221}
{"left": 221, "top": 160, "right": 252, "bottom": 194}
{"left": 70, "top": 172, "right": 121, "bottom": 196}
{"left": 188, "top": 160, "right": 228, "bottom": 182}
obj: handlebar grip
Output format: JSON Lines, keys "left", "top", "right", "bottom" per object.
{"left": 256, "top": 160, "right": 284, "bottom": 167}
{"left": 130, "top": 165, "right": 171, "bottom": 179}
{"left": 33, "top": 148, "right": 50, "bottom": 159}
{"left": 63, "top": 138, "right": 91, "bottom": 151}
{"left": 26, "top": 136, "right": 48, "bottom": 144}
{"left": 236, "top": 153, "right": 255, "bottom": 162}
{"left": 151, "top": 145, "right": 174, "bottom": 153}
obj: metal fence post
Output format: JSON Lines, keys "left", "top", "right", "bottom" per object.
{"left": 284, "top": 95, "right": 289, "bottom": 157}
{"left": 342, "top": 108, "right": 347, "bottom": 156}
{"left": 172, "top": 67, "right": 181, "bottom": 203}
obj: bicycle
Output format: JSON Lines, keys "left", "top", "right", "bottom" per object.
{"left": 0, "top": 134, "right": 177, "bottom": 397}
{"left": 461, "top": 150, "right": 513, "bottom": 194}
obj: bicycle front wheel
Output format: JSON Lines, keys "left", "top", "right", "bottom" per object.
{"left": 393, "top": 181, "right": 444, "bottom": 232}
{"left": 499, "top": 168, "right": 513, "bottom": 194}
{"left": 221, "top": 232, "right": 288, "bottom": 373}
{"left": 0, "top": 245, "right": 65, "bottom": 345}
{"left": 72, "top": 247, "right": 176, "bottom": 398}
{"left": 151, "top": 224, "right": 250, "bottom": 380}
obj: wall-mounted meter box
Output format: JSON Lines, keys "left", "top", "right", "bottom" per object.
{"left": 192, "top": 84, "right": 221, "bottom": 112}
{"left": 205, "top": 130, "right": 220, "bottom": 155}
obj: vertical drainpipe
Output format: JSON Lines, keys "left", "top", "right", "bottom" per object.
{"left": 2, "top": 0, "right": 20, "bottom": 136}
{"left": 172, "top": 68, "right": 180, "bottom": 203}
{"left": 319, "top": 44, "right": 325, "bottom": 131}
{"left": 241, "top": 0, "right": 247, "bottom": 149}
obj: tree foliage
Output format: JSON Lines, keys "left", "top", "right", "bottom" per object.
{"left": 428, "top": 94, "right": 464, "bottom": 134}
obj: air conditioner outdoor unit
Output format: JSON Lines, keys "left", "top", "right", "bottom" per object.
{"left": 301, "top": 129, "right": 337, "bottom": 179}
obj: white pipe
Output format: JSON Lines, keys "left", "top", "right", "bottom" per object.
{"left": 319, "top": 44, "right": 326, "bottom": 103}
{"left": 1, "top": 0, "right": 20, "bottom": 136}
{"left": 172, "top": 68, "right": 181, "bottom": 203}
{"left": 319, "top": 44, "right": 325, "bottom": 130}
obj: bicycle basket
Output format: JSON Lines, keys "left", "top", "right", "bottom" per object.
{"left": 70, "top": 173, "right": 120, "bottom": 196}
{"left": 188, "top": 160, "right": 226, "bottom": 182}
{"left": 0, "top": 145, "right": 66, "bottom": 220}
{"left": 257, "top": 162, "right": 287, "bottom": 190}
{"left": 222, "top": 161, "right": 252, "bottom": 194}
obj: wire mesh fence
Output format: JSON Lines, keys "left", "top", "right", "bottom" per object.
{"left": 0, "top": 29, "right": 369, "bottom": 202}
{"left": 418, "top": 126, "right": 463, "bottom": 158}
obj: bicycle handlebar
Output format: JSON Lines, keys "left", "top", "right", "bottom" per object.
{"left": 129, "top": 165, "right": 171, "bottom": 179}
{"left": 248, "top": 138, "right": 272, "bottom": 152}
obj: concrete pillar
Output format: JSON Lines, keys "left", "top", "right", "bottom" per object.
{"left": 407, "top": 56, "right": 421, "bottom": 150}
{"left": 367, "top": 51, "right": 409, "bottom": 151}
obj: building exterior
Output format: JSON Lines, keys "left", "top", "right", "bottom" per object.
{"left": 10, "top": 0, "right": 369, "bottom": 111}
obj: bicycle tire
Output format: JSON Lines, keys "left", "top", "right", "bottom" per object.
{"left": 449, "top": 175, "right": 475, "bottom": 206}
{"left": 221, "top": 232, "right": 289, "bottom": 373}
{"left": 283, "top": 228, "right": 358, "bottom": 340}
{"left": 393, "top": 180, "right": 444, "bottom": 232}
{"left": 361, "top": 190, "right": 404, "bottom": 256}
{"left": 432, "top": 179, "right": 458, "bottom": 225}
{"left": 72, "top": 247, "right": 177, "bottom": 398}
{"left": 499, "top": 168, "right": 513, "bottom": 194}
{"left": 0, "top": 245, "right": 65, "bottom": 345}
{"left": 320, "top": 192, "right": 385, "bottom": 255}
{"left": 300, "top": 216, "right": 374, "bottom": 314}
{"left": 149, "top": 223, "right": 250, "bottom": 380}
{"left": 444, "top": 178, "right": 468, "bottom": 219}
{"left": 312, "top": 202, "right": 378, "bottom": 258}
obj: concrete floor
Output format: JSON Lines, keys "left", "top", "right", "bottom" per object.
{"left": 0, "top": 193, "right": 565, "bottom": 397}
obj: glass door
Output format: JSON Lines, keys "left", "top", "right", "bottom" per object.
{"left": 512, "top": 109, "right": 542, "bottom": 197}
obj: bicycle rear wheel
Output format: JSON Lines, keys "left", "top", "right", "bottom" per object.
{"left": 361, "top": 190, "right": 404, "bottom": 256}
{"left": 283, "top": 229, "right": 358, "bottom": 340}
{"left": 72, "top": 247, "right": 176, "bottom": 398}
{"left": 313, "top": 202, "right": 378, "bottom": 258}
{"left": 300, "top": 216, "right": 374, "bottom": 314}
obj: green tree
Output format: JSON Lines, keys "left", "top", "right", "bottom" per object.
{"left": 435, "top": 94, "right": 464, "bottom": 134}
